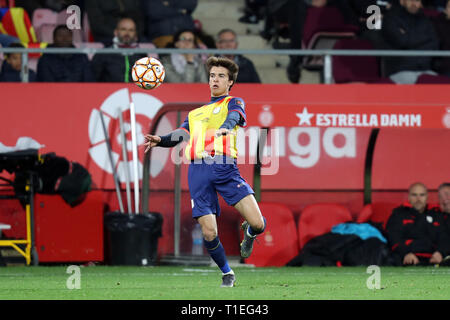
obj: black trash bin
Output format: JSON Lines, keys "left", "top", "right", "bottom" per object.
{"left": 104, "top": 211, "right": 163, "bottom": 266}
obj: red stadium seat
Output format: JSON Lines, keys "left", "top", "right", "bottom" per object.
{"left": 32, "top": 8, "right": 57, "bottom": 33}
{"left": 302, "top": 6, "right": 359, "bottom": 70}
{"left": 332, "top": 38, "right": 394, "bottom": 83}
{"left": 243, "top": 202, "right": 299, "bottom": 267}
{"left": 356, "top": 202, "right": 398, "bottom": 229}
{"left": 298, "top": 203, "right": 353, "bottom": 249}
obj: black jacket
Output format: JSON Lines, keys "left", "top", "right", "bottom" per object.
{"left": 235, "top": 55, "right": 261, "bottom": 83}
{"left": 0, "top": 60, "right": 37, "bottom": 82}
{"left": 91, "top": 49, "right": 145, "bottom": 82}
{"left": 36, "top": 45, "right": 94, "bottom": 82}
{"left": 382, "top": 5, "right": 440, "bottom": 75}
{"left": 86, "top": 0, "right": 144, "bottom": 44}
{"left": 142, "top": 0, "right": 197, "bottom": 41}
{"left": 432, "top": 13, "right": 450, "bottom": 75}
{"left": 385, "top": 204, "right": 450, "bottom": 264}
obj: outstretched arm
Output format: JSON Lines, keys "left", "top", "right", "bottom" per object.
{"left": 144, "top": 128, "right": 190, "bottom": 153}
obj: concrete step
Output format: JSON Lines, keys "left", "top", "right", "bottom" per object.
{"left": 257, "top": 66, "right": 290, "bottom": 84}
{"left": 196, "top": 17, "right": 248, "bottom": 36}
{"left": 193, "top": 0, "right": 244, "bottom": 21}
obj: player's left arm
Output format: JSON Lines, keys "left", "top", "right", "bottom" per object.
{"left": 215, "top": 97, "right": 247, "bottom": 137}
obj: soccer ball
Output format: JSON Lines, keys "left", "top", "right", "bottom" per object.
{"left": 131, "top": 57, "right": 165, "bottom": 90}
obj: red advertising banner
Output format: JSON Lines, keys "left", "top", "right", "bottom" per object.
{"left": 1, "top": 83, "right": 449, "bottom": 193}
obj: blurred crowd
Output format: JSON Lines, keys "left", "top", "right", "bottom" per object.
{"left": 0, "top": 0, "right": 449, "bottom": 84}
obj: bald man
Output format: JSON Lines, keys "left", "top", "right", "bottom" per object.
{"left": 385, "top": 182, "right": 449, "bottom": 266}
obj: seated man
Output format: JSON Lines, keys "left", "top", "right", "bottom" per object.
{"left": 37, "top": 25, "right": 94, "bottom": 82}
{"left": 92, "top": 17, "right": 146, "bottom": 83}
{"left": 215, "top": 28, "right": 261, "bottom": 83}
{"left": 381, "top": 0, "right": 440, "bottom": 83}
{"left": 385, "top": 182, "right": 449, "bottom": 266}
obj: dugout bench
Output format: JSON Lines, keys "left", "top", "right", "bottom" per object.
{"left": 0, "top": 149, "right": 40, "bottom": 265}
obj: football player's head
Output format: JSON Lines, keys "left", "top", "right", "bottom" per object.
{"left": 206, "top": 56, "right": 239, "bottom": 96}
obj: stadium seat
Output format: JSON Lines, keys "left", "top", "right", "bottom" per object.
{"left": 32, "top": 8, "right": 57, "bottom": 33}
{"left": 36, "top": 24, "right": 55, "bottom": 43}
{"left": 243, "top": 202, "right": 299, "bottom": 267}
{"left": 332, "top": 38, "right": 394, "bottom": 83}
{"left": 302, "top": 6, "right": 359, "bottom": 70}
{"left": 138, "top": 43, "right": 159, "bottom": 59}
{"left": 56, "top": 9, "right": 83, "bottom": 43}
{"left": 74, "top": 42, "right": 104, "bottom": 60}
{"left": 356, "top": 202, "right": 398, "bottom": 229}
{"left": 298, "top": 203, "right": 353, "bottom": 249}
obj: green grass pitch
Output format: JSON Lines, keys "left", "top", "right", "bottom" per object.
{"left": 0, "top": 265, "right": 448, "bottom": 300}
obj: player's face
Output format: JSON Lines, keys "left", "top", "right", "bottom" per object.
{"left": 209, "top": 66, "right": 233, "bottom": 97}
{"left": 115, "top": 19, "right": 137, "bottom": 44}
{"left": 438, "top": 186, "right": 450, "bottom": 214}
{"left": 408, "top": 184, "right": 428, "bottom": 213}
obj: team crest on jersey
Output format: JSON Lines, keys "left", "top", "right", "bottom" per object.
{"left": 426, "top": 215, "right": 433, "bottom": 223}
{"left": 213, "top": 106, "right": 221, "bottom": 114}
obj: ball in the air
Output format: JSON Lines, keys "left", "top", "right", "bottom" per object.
{"left": 131, "top": 57, "right": 165, "bottom": 90}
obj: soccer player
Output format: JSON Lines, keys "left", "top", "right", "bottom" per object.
{"left": 143, "top": 56, "right": 266, "bottom": 287}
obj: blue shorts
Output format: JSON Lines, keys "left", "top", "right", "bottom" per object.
{"left": 188, "top": 156, "right": 254, "bottom": 218}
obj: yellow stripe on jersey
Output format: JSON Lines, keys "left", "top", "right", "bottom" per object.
{"left": 185, "top": 96, "right": 239, "bottom": 160}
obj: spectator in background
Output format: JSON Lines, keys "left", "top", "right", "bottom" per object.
{"left": 0, "top": 43, "right": 37, "bottom": 82}
{"left": 432, "top": 0, "right": 450, "bottom": 76}
{"left": 215, "top": 28, "right": 261, "bottom": 83}
{"left": 385, "top": 182, "right": 449, "bottom": 266}
{"left": 91, "top": 17, "right": 146, "bottom": 83}
{"left": 238, "top": 0, "right": 268, "bottom": 24}
{"left": 382, "top": 0, "right": 440, "bottom": 83}
{"left": 160, "top": 29, "right": 207, "bottom": 83}
{"left": 36, "top": 25, "right": 94, "bottom": 82}
{"left": 86, "top": 0, "right": 143, "bottom": 45}
{"left": 142, "top": 0, "right": 198, "bottom": 48}
{"left": 438, "top": 182, "right": 450, "bottom": 214}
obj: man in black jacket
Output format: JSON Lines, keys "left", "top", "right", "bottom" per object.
{"left": 36, "top": 25, "right": 94, "bottom": 82}
{"left": 215, "top": 28, "right": 261, "bottom": 83}
{"left": 385, "top": 182, "right": 449, "bottom": 266}
{"left": 91, "top": 17, "right": 146, "bottom": 83}
{"left": 381, "top": 0, "right": 440, "bottom": 83}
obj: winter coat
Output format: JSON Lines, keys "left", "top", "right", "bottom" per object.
{"left": 382, "top": 4, "right": 440, "bottom": 75}
{"left": 91, "top": 47, "right": 145, "bottom": 82}
{"left": 0, "top": 60, "right": 37, "bottom": 82}
{"left": 143, "top": 0, "right": 197, "bottom": 41}
{"left": 385, "top": 203, "right": 450, "bottom": 265}
{"left": 36, "top": 45, "right": 94, "bottom": 82}
{"left": 432, "top": 13, "right": 450, "bottom": 75}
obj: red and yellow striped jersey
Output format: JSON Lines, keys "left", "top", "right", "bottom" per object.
{"left": 183, "top": 95, "right": 246, "bottom": 160}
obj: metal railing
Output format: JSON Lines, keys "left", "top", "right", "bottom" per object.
{"left": 1, "top": 47, "right": 450, "bottom": 84}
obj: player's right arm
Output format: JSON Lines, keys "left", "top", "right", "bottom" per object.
{"left": 144, "top": 116, "right": 190, "bottom": 153}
